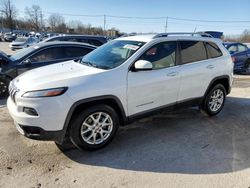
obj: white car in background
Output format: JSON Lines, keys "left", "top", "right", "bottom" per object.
{"left": 9, "top": 37, "right": 39, "bottom": 50}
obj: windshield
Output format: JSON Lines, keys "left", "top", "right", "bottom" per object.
{"left": 80, "top": 40, "right": 145, "bottom": 69}
{"left": 14, "top": 37, "right": 27, "bottom": 42}
{"left": 10, "top": 46, "right": 37, "bottom": 61}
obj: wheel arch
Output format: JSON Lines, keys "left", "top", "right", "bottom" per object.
{"left": 0, "top": 73, "right": 13, "bottom": 81}
{"left": 204, "top": 75, "right": 231, "bottom": 97}
{"left": 59, "top": 95, "right": 127, "bottom": 143}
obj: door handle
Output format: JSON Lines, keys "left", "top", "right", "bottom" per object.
{"left": 167, "top": 72, "right": 178, "bottom": 77}
{"left": 206, "top": 65, "right": 214, "bottom": 69}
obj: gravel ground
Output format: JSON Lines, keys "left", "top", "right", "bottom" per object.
{"left": 1, "top": 42, "right": 250, "bottom": 188}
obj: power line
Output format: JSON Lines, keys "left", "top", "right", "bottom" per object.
{"left": 168, "top": 16, "right": 250, "bottom": 23}
{"left": 31, "top": 11, "right": 250, "bottom": 23}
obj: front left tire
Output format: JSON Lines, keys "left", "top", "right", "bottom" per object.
{"left": 0, "top": 77, "right": 10, "bottom": 98}
{"left": 69, "top": 104, "right": 120, "bottom": 151}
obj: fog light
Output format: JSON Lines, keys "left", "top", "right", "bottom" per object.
{"left": 23, "top": 107, "right": 38, "bottom": 116}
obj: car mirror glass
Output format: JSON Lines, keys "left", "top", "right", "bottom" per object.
{"left": 133, "top": 60, "right": 153, "bottom": 71}
{"left": 23, "top": 59, "right": 31, "bottom": 65}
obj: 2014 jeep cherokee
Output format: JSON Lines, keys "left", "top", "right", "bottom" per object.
{"left": 7, "top": 33, "right": 233, "bottom": 151}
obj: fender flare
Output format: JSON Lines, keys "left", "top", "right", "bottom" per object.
{"left": 59, "top": 95, "right": 127, "bottom": 143}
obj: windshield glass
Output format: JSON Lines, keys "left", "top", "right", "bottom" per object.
{"left": 14, "top": 37, "right": 27, "bottom": 42}
{"left": 80, "top": 40, "right": 145, "bottom": 69}
{"left": 10, "top": 46, "right": 37, "bottom": 61}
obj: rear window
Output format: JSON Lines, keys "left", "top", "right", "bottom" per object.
{"left": 64, "top": 47, "right": 93, "bottom": 58}
{"left": 206, "top": 42, "right": 222, "bottom": 58}
{"left": 179, "top": 41, "right": 207, "bottom": 64}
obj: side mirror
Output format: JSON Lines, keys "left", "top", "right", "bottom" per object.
{"left": 23, "top": 59, "right": 31, "bottom": 65}
{"left": 133, "top": 60, "right": 153, "bottom": 71}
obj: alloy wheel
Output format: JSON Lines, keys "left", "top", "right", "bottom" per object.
{"left": 208, "top": 89, "right": 224, "bottom": 112}
{"left": 80, "top": 112, "right": 113, "bottom": 145}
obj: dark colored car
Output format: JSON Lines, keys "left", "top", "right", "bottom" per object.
{"left": 43, "top": 35, "right": 108, "bottom": 46}
{"left": 0, "top": 41, "right": 96, "bottom": 97}
{"left": 223, "top": 42, "right": 250, "bottom": 73}
{"left": 204, "top": 31, "right": 223, "bottom": 39}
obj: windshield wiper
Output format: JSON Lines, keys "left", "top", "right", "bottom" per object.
{"left": 80, "top": 61, "right": 109, "bottom": 70}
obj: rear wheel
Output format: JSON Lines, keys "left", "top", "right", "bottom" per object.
{"left": 0, "top": 77, "right": 10, "bottom": 98}
{"left": 244, "top": 59, "right": 250, "bottom": 74}
{"left": 200, "top": 84, "right": 226, "bottom": 116}
{"left": 69, "top": 105, "right": 119, "bottom": 151}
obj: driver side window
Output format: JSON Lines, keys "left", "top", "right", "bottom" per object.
{"left": 139, "top": 41, "right": 176, "bottom": 69}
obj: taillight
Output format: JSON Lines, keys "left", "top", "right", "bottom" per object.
{"left": 231, "top": 56, "right": 236, "bottom": 63}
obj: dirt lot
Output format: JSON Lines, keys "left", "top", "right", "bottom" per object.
{"left": 1, "top": 42, "right": 250, "bottom": 188}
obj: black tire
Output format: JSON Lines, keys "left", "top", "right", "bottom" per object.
{"left": 244, "top": 59, "right": 250, "bottom": 74}
{"left": 0, "top": 77, "right": 10, "bottom": 98}
{"left": 200, "top": 84, "right": 226, "bottom": 116}
{"left": 69, "top": 105, "right": 119, "bottom": 151}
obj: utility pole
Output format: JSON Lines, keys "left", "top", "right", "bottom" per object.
{"left": 103, "top": 14, "right": 106, "bottom": 35}
{"left": 193, "top": 27, "right": 197, "bottom": 35}
{"left": 165, "top": 17, "right": 168, "bottom": 33}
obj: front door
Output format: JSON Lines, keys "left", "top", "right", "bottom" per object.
{"left": 127, "top": 41, "right": 181, "bottom": 116}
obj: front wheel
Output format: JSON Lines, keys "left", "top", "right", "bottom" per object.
{"left": 200, "top": 84, "right": 226, "bottom": 116}
{"left": 69, "top": 105, "right": 119, "bottom": 151}
{"left": 0, "top": 77, "right": 10, "bottom": 98}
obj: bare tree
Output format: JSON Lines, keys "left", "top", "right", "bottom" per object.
{"left": 0, "top": 0, "right": 17, "bottom": 30}
{"left": 48, "top": 13, "right": 67, "bottom": 33}
{"left": 25, "top": 5, "right": 44, "bottom": 31}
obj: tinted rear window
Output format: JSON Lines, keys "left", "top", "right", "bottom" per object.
{"left": 206, "top": 42, "right": 222, "bottom": 58}
{"left": 179, "top": 41, "right": 207, "bottom": 64}
{"left": 64, "top": 47, "right": 93, "bottom": 58}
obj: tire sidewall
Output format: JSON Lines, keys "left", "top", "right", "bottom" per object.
{"left": 69, "top": 105, "right": 119, "bottom": 151}
{"left": 0, "top": 77, "right": 10, "bottom": 97}
{"left": 204, "top": 84, "right": 226, "bottom": 116}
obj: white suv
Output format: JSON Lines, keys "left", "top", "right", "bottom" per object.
{"left": 7, "top": 33, "right": 233, "bottom": 151}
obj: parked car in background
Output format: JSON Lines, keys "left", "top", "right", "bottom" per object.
{"left": 223, "top": 42, "right": 250, "bottom": 73}
{"left": 43, "top": 35, "right": 109, "bottom": 46}
{"left": 0, "top": 41, "right": 96, "bottom": 97}
{"left": 4, "top": 32, "right": 16, "bottom": 42}
{"left": 9, "top": 37, "right": 39, "bottom": 50}
{"left": 6, "top": 33, "right": 233, "bottom": 151}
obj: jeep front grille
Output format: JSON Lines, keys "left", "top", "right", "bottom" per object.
{"left": 9, "top": 83, "right": 19, "bottom": 103}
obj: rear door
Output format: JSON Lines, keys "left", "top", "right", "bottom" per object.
{"left": 127, "top": 41, "right": 181, "bottom": 116}
{"left": 177, "top": 40, "right": 213, "bottom": 102}
{"left": 236, "top": 44, "right": 248, "bottom": 63}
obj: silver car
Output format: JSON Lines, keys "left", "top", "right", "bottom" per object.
{"left": 9, "top": 37, "right": 39, "bottom": 50}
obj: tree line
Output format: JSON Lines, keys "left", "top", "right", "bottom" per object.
{"left": 0, "top": 0, "right": 105, "bottom": 35}
{"left": 224, "top": 30, "right": 250, "bottom": 43}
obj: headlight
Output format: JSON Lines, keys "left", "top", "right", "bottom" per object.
{"left": 22, "top": 87, "right": 68, "bottom": 98}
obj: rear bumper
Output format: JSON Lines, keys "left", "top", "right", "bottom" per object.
{"left": 10, "top": 45, "right": 25, "bottom": 50}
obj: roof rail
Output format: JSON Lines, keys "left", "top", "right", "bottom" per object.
{"left": 153, "top": 32, "right": 213, "bottom": 39}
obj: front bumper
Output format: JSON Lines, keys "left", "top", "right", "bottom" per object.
{"left": 15, "top": 122, "right": 64, "bottom": 143}
{"left": 7, "top": 94, "right": 73, "bottom": 143}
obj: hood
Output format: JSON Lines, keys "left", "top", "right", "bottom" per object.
{"left": 13, "top": 60, "right": 106, "bottom": 91}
